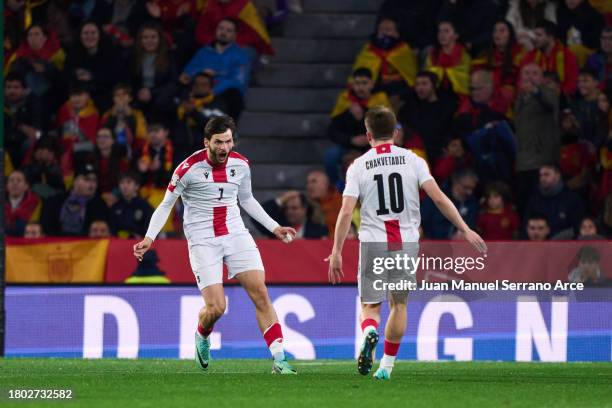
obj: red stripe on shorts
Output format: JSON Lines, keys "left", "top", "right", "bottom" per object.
{"left": 213, "top": 206, "right": 229, "bottom": 236}
{"left": 384, "top": 220, "right": 402, "bottom": 247}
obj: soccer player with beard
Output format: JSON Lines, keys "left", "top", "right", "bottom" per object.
{"left": 133, "top": 115, "right": 297, "bottom": 374}
{"left": 326, "top": 106, "right": 487, "bottom": 380}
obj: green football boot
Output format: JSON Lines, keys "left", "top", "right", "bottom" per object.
{"left": 195, "top": 332, "right": 211, "bottom": 371}
{"left": 271, "top": 358, "right": 297, "bottom": 375}
{"left": 357, "top": 329, "right": 379, "bottom": 375}
{"left": 373, "top": 367, "right": 391, "bottom": 380}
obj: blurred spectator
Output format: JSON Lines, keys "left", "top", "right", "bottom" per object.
{"left": 473, "top": 20, "right": 524, "bottom": 113}
{"left": 24, "top": 222, "right": 44, "bottom": 239}
{"left": 66, "top": 0, "right": 113, "bottom": 28}
{"left": 101, "top": 83, "right": 148, "bottom": 157}
{"left": 111, "top": 172, "right": 154, "bottom": 238}
{"left": 594, "top": 112, "right": 612, "bottom": 210}
{"left": 89, "top": 219, "right": 112, "bottom": 238}
{"left": 258, "top": 191, "right": 328, "bottom": 238}
{"left": 138, "top": 122, "right": 176, "bottom": 233}
{"left": 378, "top": 0, "right": 442, "bottom": 50}
{"left": 397, "top": 71, "right": 456, "bottom": 162}
{"left": 4, "top": 72, "right": 45, "bottom": 168}
{"left": 425, "top": 20, "right": 472, "bottom": 96}
{"left": 325, "top": 68, "right": 391, "bottom": 190}
{"left": 556, "top": 0, "right": 605, "bottom": 66}
{"left": 174, "top": 72, "right": 226, "bottom": 157}
{"left": 524, "top": 164, "right": 585, "bottom": 238}
{"left": 506, "top": 0, "right": 556, "bottom": 51}
{"left": 437, "top": 0, "right": 501, "bottom": 57}
{"left": 559, "top": 109, "right": 596, "bottom": 195}
{"left": 130, "top": 22, "right": 178, "bottom": 120}
{"left": 351, "top": 17, "right": 418, "bottom": 104}
{"left": 569, "top": 68, "right": 607, "bottom": 146}
{"left": 6, "top": 24, "right": 65, "bottom": 108}
{"left": 586, "top": 27, "right": 612, "bottom": 96}
{"left": 433, "top": 136, "right": 472, "bottom": 183}
{"left": 521, "top": 20, "right": 579, "bottom": 95}
{"left": 93, "top": 126, "right": 130, "bottom": 205}
{"left": 56, "top": 84, "right": 100, "bottom": 177}
{"left": 477, "top": 181, "right": 519, "bottom": 240}
{"left": 421, "top": 169, "right": 478, "bottom": 239}
{"left": 21, "top": 137, "right": 65, "bottom": 199}
{"left": 577, "top": 216, "right": 604, "bottom": 239}
{"left": 514, "top": 63, "right": 560, "bottom": 214}
{"left": 305, "top": 170, "right": 342, "bottom": 238}
{"left": 195, "top": 0, "right": 274, "bottom": 55}
{"left": 124, "top": 250, "right": 171, "bottom": 284}
{"left": 5, "top": 170, "right": 42, "bottom": 237}
{"left": 525, "top": 214, "right": 550, "bottom": 240}
{"left": 568, "top": 246, "right": 609, "bottom": 285}
{"left": 180, "top": 18, "right": 250, "bottom": 119}
{"left": 40, "top": 163, "right": 109, "bottom": 236}
{"left": 64, "top": 21, "right": 123, "bottom": 112}
{"left": 393, "top": 123, "right": 427, "bottom": 161}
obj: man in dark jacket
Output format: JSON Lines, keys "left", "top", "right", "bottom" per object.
{"left": 524, "top": 164, "right": 585, "bottom": 238}
{"left": 258, "top": 191, "right": 328, "bottom": 239}
{"left": 40, "top": 163, "right": 110, "bottom": 236}
{"left": 111, "top": 171, "right": 154, "bottom": 238}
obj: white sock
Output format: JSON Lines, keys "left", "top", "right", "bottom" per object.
{"left": 363, "top": 325, "right": 377, "bottom": 335}
{"left": 269, "top": 339, "right": 285, "bottom": 361}
{"left": 380, "top": 354, "right": 396, "bottom": 374}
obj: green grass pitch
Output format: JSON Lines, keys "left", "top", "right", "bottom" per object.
{"left": 1, "top": 359, "right": 611, "bottom": 407}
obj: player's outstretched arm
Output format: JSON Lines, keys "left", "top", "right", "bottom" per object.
{"left": 133, "top": 189, "right": 179, "bottom": 261}
{"left": 325, "top": 196, "right": 358, "bottom": 284}
{"left": 421, "top": 179, "right": 487, "bottom": 253}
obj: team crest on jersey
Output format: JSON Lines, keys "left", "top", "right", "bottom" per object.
{"left": 230, "top": 169, "right": 236, "bottom": 177}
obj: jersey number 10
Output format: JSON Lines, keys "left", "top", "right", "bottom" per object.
{"left": 374, "top": 173, "right": 404, "bottom": 215}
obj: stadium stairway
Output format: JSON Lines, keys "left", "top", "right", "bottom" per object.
{"left": 237, "top": 0, "right": 384, "bottom": 206}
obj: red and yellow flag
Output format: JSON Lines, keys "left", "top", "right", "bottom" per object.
{"left": 425, "top": 44, "right": 472, "bottom": 95}
{"left": 352, "top": 42, "right": 418, "bottom": 87}
{"left": 331, "top": 90, "right": 392, "bottom": 118}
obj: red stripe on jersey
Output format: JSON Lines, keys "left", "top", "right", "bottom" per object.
{"left": 213, "top": 206, "right": 229, "bottom": 236}
{"left": 168, "top": 150, "right": 206, "bottom": 192}
{"left": 212, "top": 165, "right": 227, "bottom": 182}
{"left": 384, "top": 220, "right": 402, "bottom": 243}
{"left": 375, "top": 143, "right": 392, "bottom": 154}
{"left": 229, "top": 151, "right": 250, "bottom": 165}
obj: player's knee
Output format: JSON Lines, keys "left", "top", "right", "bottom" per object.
{"left": 207, "top": 301, "right": 226, "bottom": 319}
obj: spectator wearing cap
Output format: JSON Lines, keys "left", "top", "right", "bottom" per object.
{"left": 325, "top": 68, "right": 391, "bottom": 190}
{"left": 514, "top": 62, "right": 560, "bottom": 214}
{"left": 4, "top": 72, "right": 46, "bottom": 169}
{"left": 524, "top": 164, "right": 585, "bottom": 238}
{"left": 111, "top": 171, "right": 154, "bottom": 238}
{"left": 5, "top": 170, "right": 42, "bottom": 237}
{"left": 101, "top": 83, "right": 148, "bottom": 157}
{"left": 56, "top": 84, "right": 100, "bottom": 178}
{"left": 180, "top": 18, "right": 250, "bottom": 119}
{"left": 138, "top": 121, "right": 176, "bottom": 233}
{"left": 586, "top": 27, "right": 612, "bottom": 96}
{"left": 397, "top": 71, "right": 456, "bottom": 162}
{"left": 129, "top": 23, "right": 178, "bottom": 121}
{"left": 424, "top": 20, "right": 472, "bottom": 96}
{"left": 569, "top": 68, "right": 608, "bottom": 147}
{"left": 64, "top": 21, "right": 124, "bottom": 112}
{"left": 525, "top": 214, "right": 551, "bottom": 240}
{"left": 521, "top": 20, "right": 579, "bottom": 95}
{"left": 40, "top": 163, "right": 110, "bottom": 236}
{"left": 21, "top": 138, "right": 65, "bottom": 199}
{"left": 350, "top": 17, "right": 418, "bottom": 104}
{"left": 556, "top": 0, "right": 605, "bottom": 66}
{"left": 421, "top": 169, "right": 479, "bottom": 239}
{"left": 437, "top": 0, "right": 501, "bottom": 57}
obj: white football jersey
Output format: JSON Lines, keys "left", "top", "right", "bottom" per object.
{"left": 168, "top": 149, "right": 251, "bottom": 239}
{"left": 343, "top": 143, "right": 433, "bottom": 243}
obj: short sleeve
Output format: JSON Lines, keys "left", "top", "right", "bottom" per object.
{"left": 343, "top": 163, "right": 360, "bottom": 198}
{"left": 415, "top": 157, "right": 434, "bottom": 187}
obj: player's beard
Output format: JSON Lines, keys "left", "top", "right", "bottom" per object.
{"left": 209, "top": 147, "right": 230, "bottom": 165}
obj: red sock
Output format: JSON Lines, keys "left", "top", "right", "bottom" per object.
{"left": 197, "top": 323, "right": 213, "bottom": 338}
{"left": 360, "top": 318, "right": 379, "bottom": 332}
{"left": 384, "top": 340, "right": 400, "bottom": 356}
{"left": 263, "top": 322, "right": 283, "bottom": 346}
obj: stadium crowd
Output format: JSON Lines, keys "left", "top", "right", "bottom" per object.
{"left": 4, "top": 0, "right": 612, "bottom": 242}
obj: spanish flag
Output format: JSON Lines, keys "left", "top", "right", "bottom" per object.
{"left": 6, "top": 238, "right": 109, "bottom": 283}
{"left": 520, "top": 41, "right": 579, "bottom": 94}
{"left": 425, "top": 44, "right": 471, "bottom": 95}
{"left": 352, "top": 42, "right": 418, "bottom": 87}
{"left": 195, "top": 0, "right": 274, "bottom": 55}
{"left": 330, "top": 90, "right": 392, "bottom": 118}
{"left": 4, "top": 29, "right": 65, "bottom": 75}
